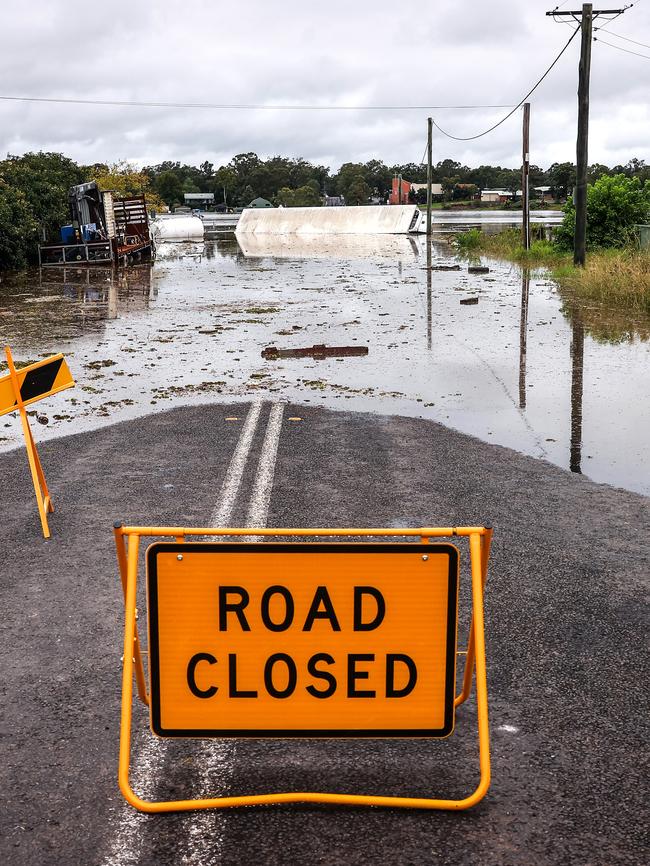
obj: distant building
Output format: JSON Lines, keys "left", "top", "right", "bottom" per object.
{"left": 325, "top": 195, "right": 345, "bottom": 207}
{"left": 481, "top": 189, "right": 514, "bottom": 204}
{"left": 533, "top": 186, "right": 554, "bottom": 203}
{"left": 389, "top": 176, "right": 412, "bottom": 204}
{"left": 411, "top": 182, "right": 444, "bottom": 199}
{"left": 184, "top": 192, "right": 215, "bottom": 207}
{"left": 247, "top": 197, "right": 274, "bottom": 208}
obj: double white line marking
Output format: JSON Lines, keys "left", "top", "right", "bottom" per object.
{"left": 210, "top": 400, "right": 285, "bottom": 532}
{"left": 102, "top": 401, "right": 285, "bottom": 866}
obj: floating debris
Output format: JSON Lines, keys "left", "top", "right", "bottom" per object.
{"left": 460, "top": 297, "right": 480, "bottom": 306}
{"left": 262, "top": 344, "right": 369, "bottom": 360}
{"left": 468, "top": 265, "right": 490, "bottom": 274}
{"left": 422, "top": 264, "right": 461, "bottom": 271}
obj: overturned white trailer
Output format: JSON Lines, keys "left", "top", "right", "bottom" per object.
{"left": 236, "top": 204, "right": 422, "bottom": 236}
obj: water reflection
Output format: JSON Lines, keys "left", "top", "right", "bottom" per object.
{"left": 519, "top": 269, "right": 530, "bottom": 409}
{"left": 426, "top": 238, "right": 432, "bottom": 351}
{"left": 236, "top": 233, "right": 420, "bottom": 261}
{"left": 0, "top": 265, "right": 154, "bottom": 347}
{"left": 570, "top": 314, "right": 585, "bottom": 475}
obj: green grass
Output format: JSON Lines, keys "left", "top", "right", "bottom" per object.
{"left": 455, "top": 227, "right": 564, "bottom": 265}
{"left": 452, "top": 228, "right": 650, "bottom": 339}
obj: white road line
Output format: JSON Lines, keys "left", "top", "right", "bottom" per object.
{"left": 210, "top": 400, "right": 263, "bottom": 528}
{"left": 245, "top": 402, "right": 285, "bottom": 531}
{"left": 184, "top": 402, "right": 285, "bottom": 864}
{"left": 178, "top": 740, "right": 234, "bottom": 866}
{"left": 101, "top": 401, "right": 267, "bottom": 866}
{"left": 101, "top": 733, "right": 169, "bottom": 866}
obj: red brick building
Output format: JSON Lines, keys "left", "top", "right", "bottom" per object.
{"left": 389, "top": 176, "right": 412, "bottom": 205}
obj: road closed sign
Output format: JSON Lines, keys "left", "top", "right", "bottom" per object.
{"left": 146, "top": 542, "right": 459, "bottom": 738}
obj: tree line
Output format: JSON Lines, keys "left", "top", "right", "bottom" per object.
{"left": 1, "top": 150, "right": 649, "bottom": 269}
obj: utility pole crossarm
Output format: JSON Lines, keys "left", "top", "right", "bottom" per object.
{"left": 546, "top": 8, "right": 627, "bottom": 15}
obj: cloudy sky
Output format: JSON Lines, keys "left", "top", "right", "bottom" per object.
{"left": 1, "top": 0, "right": 648, "bottom": 171}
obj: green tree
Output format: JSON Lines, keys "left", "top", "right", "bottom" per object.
{"left": 441, "top": 176, "right": 459, "bottom": 201}
{"left": 529, "top": 164, "right": 547, "bottom": 187}
{"left": 344, "top": 175, "right": 371, "bottom": 206}
{"left": 495, "top": 168, "right": 520, "bottom": 196}
{"left": 0, "top": 180, "right": 39, "bottom": 269}
{"left": 276, "top": 183, "right": 322, "bottom": 207}
{"left": 334, "top": 163, "right": 367, "bottom": 199}
{"left": 363, "top": 159, "right": 392, "bottom": 197}
{"left": 182, "top": 177, "right": 200, "bottom": 195}
{"left": 548, "top": 162, "right": 576, "bottom": 200}
{"left": 214, "top": 166, "right": 237, "bottom": 206}
{"left": 0, "top": 151, "right": 87, "bottom": 244}
{"left": 554, "top": 173, "right": 650, "bottom": 250}
{"left": 91, "top": 160, "right": 164, "bottom": 208}
{"left": 587, "top": 163, "right": 610, "bottom": 184}
{"left": 467, "top": 165, "right": 503, "bottom": 190}
{"left": 155, "top": 170, "right": 185, "bottom": 208}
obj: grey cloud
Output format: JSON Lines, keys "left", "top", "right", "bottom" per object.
{"left": 0, "top": 0, "right": 648, "bottom": 171}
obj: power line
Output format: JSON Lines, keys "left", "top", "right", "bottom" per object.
{"left": 431, "top": 26, "right": 581, "bottom": 142}
{"left": 0, "top": 95, "right": 517, "bottom": 111}
{"left": 594, "top": 34, "right": 650, "bottom": 55}
{"left": 594, "top": 26, "right": 650, "bottom": 48}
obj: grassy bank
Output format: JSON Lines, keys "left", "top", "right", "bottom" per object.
{"left": 454, "top": 228, "right": 650, "bottom": 319}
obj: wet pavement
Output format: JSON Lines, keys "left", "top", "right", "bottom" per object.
{"left": 1, "top": 401, "right": 648, "bottom": 866}
{"left": 0, "top": 226, "right": 648, "bottom": 494}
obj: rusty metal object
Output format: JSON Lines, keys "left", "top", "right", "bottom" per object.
{"left": 262, "top": 344, "right": 369, "bottom": 360}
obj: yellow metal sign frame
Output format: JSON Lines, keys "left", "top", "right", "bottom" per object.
{"left": 114, "top": 524, "right": 493, "bottom": 813}
{"left": 2, "top": 346, "right": 75, "bottom": 538}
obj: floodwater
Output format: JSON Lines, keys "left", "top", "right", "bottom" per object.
{"left": 422, "top": 208, "right": 564, "bottom": 233}
{"left": 0, "top": 214, "right": 648, "bottom": 495}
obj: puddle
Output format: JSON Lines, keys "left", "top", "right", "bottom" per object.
{"left": 0, "top": 225, "right": 648, "bottom": 496}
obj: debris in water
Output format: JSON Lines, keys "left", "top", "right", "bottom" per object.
{"left": 262, "top": 344, "right": 369, "bottom": 360}
{"left": 460, "top": 297, "right": 479, "bottom": 306}
{"left": 468, "top": 265, "right": 490, "bottom": 274}
{"left": 422, "top": 264, "right": 461, "bottom": 271}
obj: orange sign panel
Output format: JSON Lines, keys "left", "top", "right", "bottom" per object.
{"left": 146, "top": 542, "right": 459, "bottom": 738}
{"left": 0, "top": 353, "right": 74, "bottom": 416}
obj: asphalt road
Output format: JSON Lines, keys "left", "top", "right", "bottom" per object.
{"left": 1, "top": 401, "right": 648, "bottom": 866}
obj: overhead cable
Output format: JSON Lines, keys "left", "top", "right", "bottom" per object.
{"left": 430, "top": 26, "right": 581, "bottom": 142}
{"left": 595, "top": 34, "right": 650, "bottom": 56}
{"left": 594, "top": 26, "right": 650, "bottom": 48}
{"left": 0, "top": 95, "right": 517, "bottom": 112}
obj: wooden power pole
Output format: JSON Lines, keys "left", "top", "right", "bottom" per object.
{"left": 522, "top": 102, "right": 531, "bottom": 250}
{"left": 426, "top": 117, "right": 433, "bottom": 237}
{"left": 574, "top": 3, "right": 593, "bottom": 266}
{"left": 547, "top": 3, "right": 627, "bottom": 266}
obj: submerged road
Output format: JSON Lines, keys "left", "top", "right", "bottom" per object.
{"left": 1, "top": 402, "right": 648, "bottom": 866}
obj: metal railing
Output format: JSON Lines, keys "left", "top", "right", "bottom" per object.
{"left": 38, "top": 241, "right": 113, "bottom": 266}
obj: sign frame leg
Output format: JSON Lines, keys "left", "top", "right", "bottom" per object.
{"left": 113, "top": 524, "right": 150, "bottom": 706}
{"left": 455, "top": 528, "right": 493, "bottom": 708}
{"left": 5, "top": 346, "right": 52, "bottom": 539}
